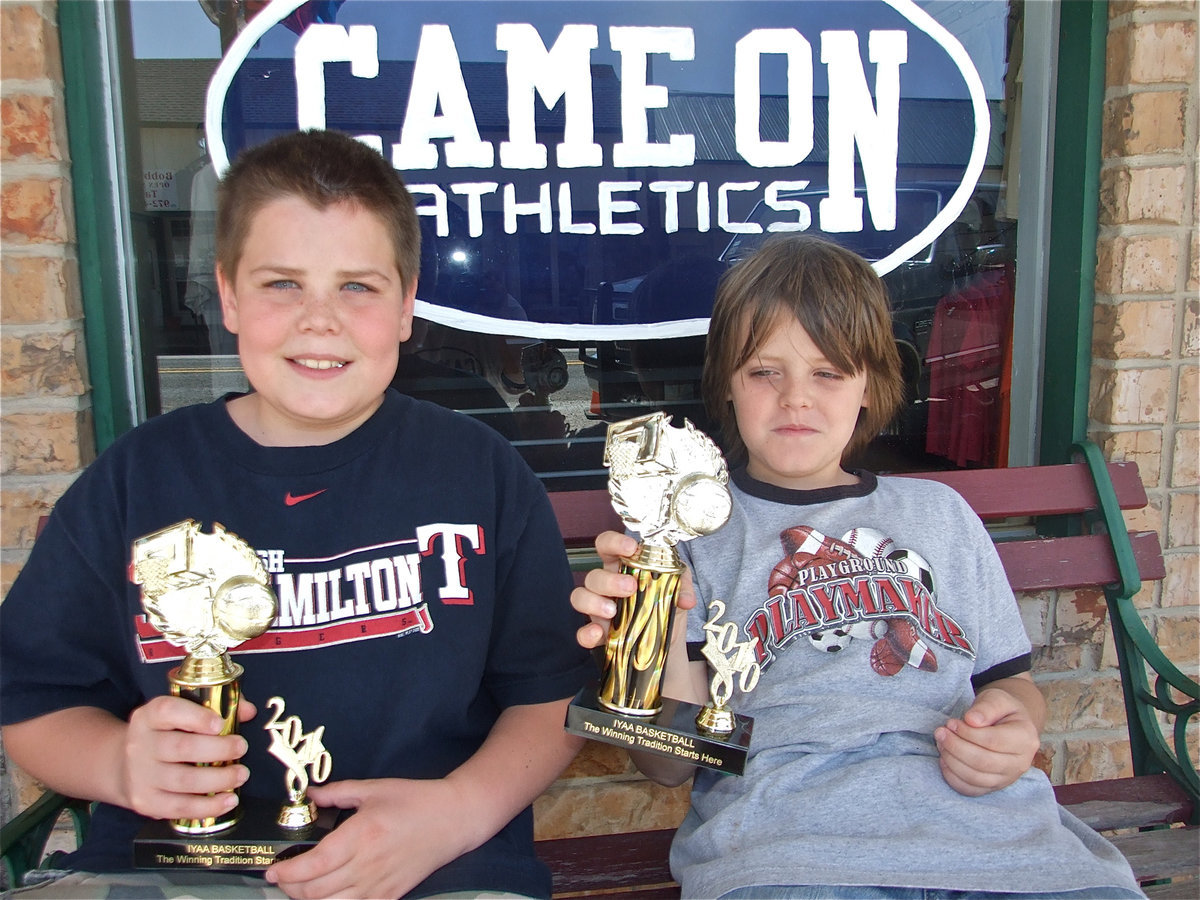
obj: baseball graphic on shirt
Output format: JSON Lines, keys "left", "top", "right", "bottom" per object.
{"left": 849, "top": 619, "right": 889, "bottom": 640}
{"left": 841, "top": 527, "right": 895, "bottom": 559}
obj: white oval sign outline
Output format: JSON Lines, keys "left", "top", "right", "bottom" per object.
{"left": 206, "top": 0, "right": 990, "bottom": 341}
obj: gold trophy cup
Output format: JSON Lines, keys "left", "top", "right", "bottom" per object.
{"left": 567, "top": 413, "right": 757, "bottom": 774}
{"left": 131, "top": 519, "right": 277, "bottom": 834}
{"left": 130, "top": 520, "right": 335, "bottom": 869}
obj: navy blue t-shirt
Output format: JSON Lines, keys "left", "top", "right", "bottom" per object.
{"left": 1, "top": 389, "right": 594, "bottom": 897}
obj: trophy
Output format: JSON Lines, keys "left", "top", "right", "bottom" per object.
{"left": 263, "top": 695, "right": 332, "bottom": 829}
{"left": 130, "top": 520, "right": 334, "bottom": 870}
{"left": 566, "top": 413, "right": 758, "bottom": 774}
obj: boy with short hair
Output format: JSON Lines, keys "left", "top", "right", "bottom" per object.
{"left": 1, "top": 128, "right": 593, "bottom": 899}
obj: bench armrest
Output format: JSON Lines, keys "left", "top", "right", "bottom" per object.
{"left": 0, "top": 790, "right": 90, "bottom": 889}
{"left": 1074, "top": 440, "right": 1199, "bottom": 820}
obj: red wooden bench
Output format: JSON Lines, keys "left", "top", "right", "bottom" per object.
{"left": 538, "top": 441, "right": 1198, "bottom": 899}
{"left": 4, "top": 444, "right": 1195, "bottom": 895}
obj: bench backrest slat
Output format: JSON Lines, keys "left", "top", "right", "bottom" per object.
{"left": 550, "top": 490, "right": 622, "bottom": 547}
{"left": 997, "top": 531, "right": 1165, "bottom": 593}
{"left": 550, "top": 463, "right": 1155, "bottom": 593}
{"left": 550, "top": 463, "right": 1146, "bottom": 542}
{"left": 897, "top": 461, "right": 1147, "bottom": 519}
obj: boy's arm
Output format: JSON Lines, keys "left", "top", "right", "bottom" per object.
{"left": 934, "top": 672, "right": 1045, "bottom": 796}
{"left": 2, "top": 700, "right": 251, "bottom": 821}
{"left": 265, "top": 697, "right": 583, "bottom": 900}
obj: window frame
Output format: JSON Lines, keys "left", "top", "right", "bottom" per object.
{"left": 62, "top": 0, "right": 1097, "bottom": 469}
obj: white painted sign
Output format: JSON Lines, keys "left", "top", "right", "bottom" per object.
{"left": 205, "top": 0, "right": 991, "bottom": 340}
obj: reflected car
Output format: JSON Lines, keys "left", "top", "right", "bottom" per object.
{"left": 582, "top": 181, "right": 1016, "bottom": 444}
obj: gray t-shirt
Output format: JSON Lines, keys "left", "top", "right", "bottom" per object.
{"left": 672, "top": 469, "right": 1141, "bottom": 898}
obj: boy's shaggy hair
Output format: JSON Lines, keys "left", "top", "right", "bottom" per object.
{"left": 702, "top": 234, "right": 904, "bottom": 467}
{"left": 215, "top": 129, "right": 421, "bottom": 294}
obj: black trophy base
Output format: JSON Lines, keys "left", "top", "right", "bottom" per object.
{"left": 566, "top": 682, "right": 753, "bottom": 775}
{"left": 134, "top": 798, "right": 336, "bottom": 870}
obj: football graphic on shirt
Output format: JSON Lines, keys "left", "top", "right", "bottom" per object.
{"left": 767, "top": 525, "right": 939, "bottom": 676}
{"left": 770, "top": 525, "right": 857, "bottom": 594}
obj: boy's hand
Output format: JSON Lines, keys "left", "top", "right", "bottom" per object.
{"left": 266, "top": 698, "right": 579, "bottom": 899}
{"left": 121, "top": 695, "right": 254, "bottom": 821}
{"left": 934, "top": 680, "right": 1042, "bottom": 796}
{"left": 265, "top": 778, "right": 473, "bottom": 899}
{"left": 570, "top": 530, "right": 697, "bottom": 649}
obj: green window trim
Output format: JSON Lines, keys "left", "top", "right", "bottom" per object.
{"left": 59, "top": 0, "right": 141, "bottom": 452}
{"left": 1041, "top": 0, "right": 1108, "bottom": 466}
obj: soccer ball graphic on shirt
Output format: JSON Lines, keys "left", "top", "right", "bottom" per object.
{"left": 807, "top": 625, "right": 854, "bottom": 652}
{"left": 887, "top": 547, "right": 936, "bottom": 594}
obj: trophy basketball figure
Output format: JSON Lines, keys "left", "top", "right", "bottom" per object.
{"left": 131, "top": 519, "right": 278, "bottom": 835}
{"left": 567, "top": 412, "right": 757, "bottom": 774}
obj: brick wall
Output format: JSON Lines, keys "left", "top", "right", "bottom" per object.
{"left": 0, "top": 0, "right": 93, "bottom": 826}
{"left": 1, "top": 0, "right": 91, "bottom": 589}
{"left": 1056, "top": 0, "right": 1198, "bottom": 782}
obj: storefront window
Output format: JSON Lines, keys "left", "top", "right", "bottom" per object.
{"left": 122, "top": 0, "right": 1029, "bottom": 490}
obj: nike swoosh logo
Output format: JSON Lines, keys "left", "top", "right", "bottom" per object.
{"left": 285, "top": 490, "right": 327, "bottom": 506}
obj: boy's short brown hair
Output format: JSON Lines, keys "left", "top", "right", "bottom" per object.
{"left": 702, "top": 234, "right": 904, "bottom": 466}
{"left": 215, "top": 129, "right": 421, "bottom": 294}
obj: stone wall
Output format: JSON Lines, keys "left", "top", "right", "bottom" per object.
{"left": 1, "top": 0, "right": 93, "bottom": 829}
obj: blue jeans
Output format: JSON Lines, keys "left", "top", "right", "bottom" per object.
{"left": 718, "top": 887, "right": 1145, "bottom": 900}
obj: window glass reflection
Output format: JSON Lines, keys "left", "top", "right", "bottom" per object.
{"left": 127, "top": 0, "right": 1020, "bottom": 488}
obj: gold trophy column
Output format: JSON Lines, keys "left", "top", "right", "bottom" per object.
{"left": 131, "top": 520, "right": 278, "bottom": 837}
{"left": 597, "top": 413, "right": 732, "bottom": 717}
{"left": 600, "top": 544, "right": 681, "bottom": 716}
{"left": 168, "top": 655, "right": 245, "bottom": 834}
